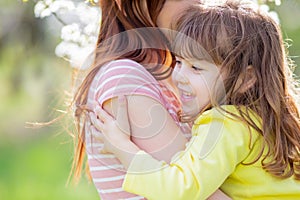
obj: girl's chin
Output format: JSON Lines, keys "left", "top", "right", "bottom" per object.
{"left": 181, "top": 109, "right": 198, "bottom": 117}
{"left": 181, "top": 105, "right": 205, "bottom": 117}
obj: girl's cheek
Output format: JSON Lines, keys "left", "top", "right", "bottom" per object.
{"left": 172, "top": 69, "right": 179, "bottom": 85}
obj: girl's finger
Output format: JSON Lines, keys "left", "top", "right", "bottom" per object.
{"left": 99, "top": 148, "right": 109, "bottom": 154}
{"left": 90, "top": 126, "right": 104, "bottom": 142}
{"left": 90, "top": 112, "right": 104, "bottom": 131}
{"left": 86, "top": 118, "right": 91, "bottom": 127}
{"left": 94, "top": 105, "right": 114, "bottom": 122}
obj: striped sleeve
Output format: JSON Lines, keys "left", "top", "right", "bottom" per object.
{"left": 86, "top": 59, "right": 167, "bottom": 200}
{"left": 91, "top": 59, "right": 164, "bottom": 106}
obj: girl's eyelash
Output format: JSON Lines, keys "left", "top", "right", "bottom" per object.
{"left": 175, "top": 60, "right": 182, "bottom": 64}
{"left": 192, "top": 66, "right": 203, "bottom": 71}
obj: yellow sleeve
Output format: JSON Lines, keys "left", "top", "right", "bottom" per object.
{"left": 123, "top": 108, "right": 259, "bottom": 200}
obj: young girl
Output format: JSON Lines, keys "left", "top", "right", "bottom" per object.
{"left": 72, "top": 0, "right": 227, "bottom": 199}
{"left": 90, "top": 1, "right": 300, "bottom": 199}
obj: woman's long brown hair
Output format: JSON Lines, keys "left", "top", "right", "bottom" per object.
{"left": 173, "top": 1, "right": 300, "bottom": 179}
{"left": 71, "top": 0, "right": 174, "bottom": 182}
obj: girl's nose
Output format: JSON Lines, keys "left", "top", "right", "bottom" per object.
{"left": 173, "top": 67, "right": 189, "bottom": 84}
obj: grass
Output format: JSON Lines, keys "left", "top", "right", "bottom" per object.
{"left": 0, "top": 130, "right": 99, "bottom": 200}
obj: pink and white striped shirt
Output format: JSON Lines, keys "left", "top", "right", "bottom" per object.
{"left": 86, "top": 59, "right": 191, "bottom": 199}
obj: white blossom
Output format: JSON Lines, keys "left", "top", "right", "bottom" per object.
{"left": 50, "top": 1, "right": 75, "bottom": 14}
{"left": 55, "top": 41, "right": 76, "bottom": 58}
{"left": 268, "top": 11, "right": 280, "bottom": 24}
{"left": 55, "top": 41, "right": 94, "bottom": 69}
{"left": 259, "top": 4, "right": 280, "bottom": 24}
{"left": 268, "top": 0, "right": 281, "bottom": 6}
{"left": 34, "top": 0, "right": 53, "bottom": 18}
{"left": 61, "top": 23, "right": 82, "bottom": 43}
{"left": 33, "top": 0, "right": 279, "bottom": 69}
{"left": 78, "top": 35, "right": 89, "bottom": 47}
{"left": 260, "top": 4, "right": 270, "bottom": 12}
{"left": 84, "top": 23, "right": 99, "bottom": 36}
{"left": 76, "top": 2, "right": 100, "bottom": 25}
{"left": 34, "top": 0, "right": 75, "bottom": 18}
{"left": 87, "top": 36, "right": 97, "bottom": 45}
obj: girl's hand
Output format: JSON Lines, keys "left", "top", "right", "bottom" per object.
{"left": 89, "top": 96, "right": 140, "bottom": 169}
{"left": 90, "top": 95, "right": 131, "bottom": 151}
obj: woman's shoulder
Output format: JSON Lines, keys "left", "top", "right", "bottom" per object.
{"left": 90, "top": 58, "right": 164, "bottom": 106}
{"left": 96, "top": 59, "right": 154, "bottom": 81}
{"left": 102, "top": 59, "right": 145, "bottom": 71}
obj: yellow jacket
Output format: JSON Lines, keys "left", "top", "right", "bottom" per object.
{"left": 123, "top": 106, "right": 300, "bottom": 199}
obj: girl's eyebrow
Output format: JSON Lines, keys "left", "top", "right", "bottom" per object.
{"left": 175, "top": 55, "right": 183, "bottom": 59}
{"left": 186, "top": 58, "right": 205, "bottom": 62}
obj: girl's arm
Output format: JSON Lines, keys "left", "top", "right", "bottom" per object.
{"left": 91, "top": 99, "right": 252, "bottom": 199}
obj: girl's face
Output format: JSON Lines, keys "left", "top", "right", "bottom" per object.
{"left": 157, "top": 0, "right": 199, "bottom": 29}
{"left": 172, "top": 57, "right": 225, "bottom": 117}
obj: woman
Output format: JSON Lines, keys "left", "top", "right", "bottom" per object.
{"left": 90, "top": 2, "right": 300, "bottom": 199}
{"left": 72, "top": 0, "right": 229, "bottom": 199}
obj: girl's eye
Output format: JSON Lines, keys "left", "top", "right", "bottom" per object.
{"left": 175, "top": 60, "right": 182, "bottom": 68}
{"left": 175, "top": 60, "right": 182, "bottom": 65}
{"left": 191, "top": 66, "right": 203, "bottom": 72}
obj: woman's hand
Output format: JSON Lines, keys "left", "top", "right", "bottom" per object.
{"left": 89, "top": 96, "right": 140, "bottom": 169}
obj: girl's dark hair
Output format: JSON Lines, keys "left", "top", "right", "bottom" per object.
{"left": 71, "top": 0, "right": 174, "bottom": 181}
{"left": 173, "top": 0, "right": 300, "bottom": 180}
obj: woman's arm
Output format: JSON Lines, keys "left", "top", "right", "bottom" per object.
{"left": 101, "top": 95, "right": 187, "bottom": 163}
{"left": 207, "top": 190, "right": 232, "bottom": 200}
{"left": 89, "top": 59, "right": 188, "bottom": 163}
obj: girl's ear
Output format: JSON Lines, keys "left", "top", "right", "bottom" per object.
{"left": 235, "top": 65, "right": 257, "bottom": 94}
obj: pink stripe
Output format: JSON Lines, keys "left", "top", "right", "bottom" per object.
{"left": 100, "top": 191, "right": 144, "bottom": 199}
{"left": 86, "top": 59, "right": 191, "bottom": 200}
{"left": 88, "top": 158, "right": 123, "bottom": 167}
{"left": 96, "top": 59, "right": 157, "bottom": 84}
{"left": 94, "top": 179, "right": 124, "bottom": 189}
{"left": 99, "top": 88, "right": 161, "bottom": 106}
{"left": 90, "top": 169, "right": 125, "bottom": 178}
{"left": 101, "top": 67, "right": 154, "bottom": 81}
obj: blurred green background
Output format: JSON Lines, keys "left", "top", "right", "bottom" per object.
{"left": 0, "top": 1, "right": 299, "bottom": 200}
{"left": 0, "top": 0, "right": 99, "bottom": 199}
